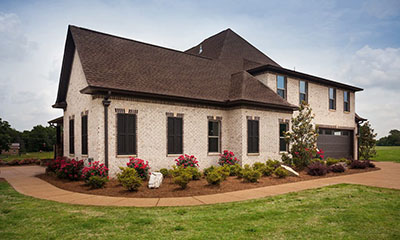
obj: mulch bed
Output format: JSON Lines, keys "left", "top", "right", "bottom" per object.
{"left": 0, "top": 178, "right": 5, "bottom": 182}
{"left": 37, "top": 167, "right": 379, "bottom": 198}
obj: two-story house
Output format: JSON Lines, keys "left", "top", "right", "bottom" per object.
{"left": 51, "top": 26, "right": 364, "bottom": 175}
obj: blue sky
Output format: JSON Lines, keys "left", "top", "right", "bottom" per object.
{"left": 0, "top": 0, "right": 399, "bottom": 137}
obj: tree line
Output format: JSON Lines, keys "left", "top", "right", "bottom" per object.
{"left": 0, "top": 117, "right": 56, "bottom": 153}
{"left": 376, "top": 129, "right": 400, "bottom": 146}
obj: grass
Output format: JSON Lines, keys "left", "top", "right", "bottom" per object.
{"left": 373, "top": 146, "right": 400, "bottom": 163}
{"left": 0, "top": 151, "right": 53, "bottom": 162}
{"left": 0, "top": 181, "right": 399, "bottom": 239}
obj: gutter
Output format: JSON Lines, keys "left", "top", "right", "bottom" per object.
{"left": 102, "top": 93, "right": 111, "bottom": 168}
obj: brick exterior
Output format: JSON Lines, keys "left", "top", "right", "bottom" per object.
{"left": 254, "top": 72, "right": 358, "bottom": 158}
{"left": 62, "top": 52, "right": 359, "bottom": 177}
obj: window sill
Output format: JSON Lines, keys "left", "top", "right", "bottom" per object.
{"left": 81, "top": 154, "right": 88, "bottom": 158}
{"left": 344, "top": 111, "right": 351, "bottom": 114}
{"left": 329, "top": 109, "right": 336, "bottom": 112}
{"left": 247, "top": 153, "right": 260, "bottom": 156}
{"left": 167, "top": 154, "right": 182, "bottom": 157}
{"left": 116, "top": 155, "right": 136, "bottom": 158}
{"left": 69, "top": 154, "right": 75, "bottom": 157}
{"left": 207, "top": 152, "right": 221, "bottom": 156}
{"left": 279, "top": 151, "right": 288, "bottom": 154}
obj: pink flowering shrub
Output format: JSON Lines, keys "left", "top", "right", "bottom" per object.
{"left": 46, "top": 157, "right": 66, "bottom": 173}
{"left": 175, "top": 154, "right": 199, "bottom": 168}
{"left": 315, "top": 149, "right": 325, "bottom": 160}
{"left": 218, "top": 150, "right": 239, "bottom": 166}
{"left": 127, "top": 157, "right": 150, "bottom": 179}
{"left": 81, "top": 161, "right": 109, "bottom": 182}
{"left": 56, "top": 158, "right": 84, "bottom": 181}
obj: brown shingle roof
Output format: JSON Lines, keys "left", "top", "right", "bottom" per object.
{"left": 185, "top": 28, "right": 281, "bottom": 72}
{"left": 54, "top": 25, "right": 296, "bottom": 111}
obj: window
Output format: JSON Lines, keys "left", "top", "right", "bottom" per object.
{"left": 208, "top": 121, "right": 220, "bottom": 153}
{"left": 167, "top": 117, "right": 183, "bottom": 154}
{"left": 247, "top": 120, "right": 259, "bottom": 153}
{"left": 329, "top": 88, "right": 336, "bottom": 110}
{"left": 277, "top": 75, "right": 286, "bottom": 99}
{"left": 344, "top": 91, "right": 350, "bottom": 112}
{"left": 117, "top": 113, "right": 136, "bottom": 155}
{"left": 279, "top": 123, "right": 288, "bottom": 152}
{"left": 81, "top": 115, "right": 88, "bottom": 155}
{"left": 69, "top": 119, "right": 74, "bottom": 154}
{"left": 299, "top": 80, "right": 308, "bottom": 104}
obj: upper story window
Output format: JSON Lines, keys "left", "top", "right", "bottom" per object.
{"left": 343, "top": 91, "right": 350, "bottom": 112}
{"left": 277, "top": 75, "right": 286, "bottom": 99}
{"left": 329, "top": 87, "right": 336, "bottom": 110}
{"left": 299, "top": 80, "right": 308, "bottom": 104}
{"left": 69, "top": 118, "right": 74, "bottom": 154}
{"left": 117, "top": 113, "right": 137, "bottom": 155}
{"left": 208, "top": 120, "right": 220, "bottom": 153}
{"left": 247, "top": 119, "right": 259, "bottom": 153}
{"left": 167, "top": 117, "right": 183, "bottom": 154}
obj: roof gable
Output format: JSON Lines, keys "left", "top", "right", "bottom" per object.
{"left": 185, "top": 28, "right": 281, "bottom": 72}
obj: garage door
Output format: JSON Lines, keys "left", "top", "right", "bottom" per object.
{"left": 317, "top": 129, "right": 353, "bottom": 159}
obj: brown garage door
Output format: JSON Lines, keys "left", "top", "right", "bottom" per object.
{"left": 317, "top": 129, "right": 353, "bottom": 159}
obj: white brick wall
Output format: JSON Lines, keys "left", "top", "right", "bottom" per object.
{"left": 254, "top": 72, "right": 358, "bottom": 158}
{"left": 62, "top": 53, "right": 360, "bottom": 178}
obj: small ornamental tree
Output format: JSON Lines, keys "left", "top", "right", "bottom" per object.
{"left": 218, "top": 150, "right": 239, "bottom": 166}
{"left": 284, "top": 103, "right": 319, "bottom": 169}
{"left": 359, "top": 121, "right": 377, "bottom": 160}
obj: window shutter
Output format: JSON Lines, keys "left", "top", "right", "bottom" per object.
{"left": 174, "top": 118, "right": 183, "bottom": 154}
{"left": 81, "top": 115, "right": 88, "bottom": 155}
{"left": 117, "top": 114, "right": 125, "bottom": 155}
{"left": 127, "top": 114, "right": 136, "bottom": 155}
{"left": 69, "top": 119, "right": 74, "bottom": 154}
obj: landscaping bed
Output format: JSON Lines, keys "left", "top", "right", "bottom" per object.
{"left": 37, "top": 167, "right": 379, "bottom": 198}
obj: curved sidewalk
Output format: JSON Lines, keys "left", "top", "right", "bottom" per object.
{"left": 0, "top": 161, "right": 399, "bottom": 207}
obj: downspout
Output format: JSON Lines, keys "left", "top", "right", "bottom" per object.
{"left": 102, "top": 93, "right": 111, "bottom": 168}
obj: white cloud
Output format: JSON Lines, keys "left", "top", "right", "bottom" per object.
{"left": 0, "top": 12, "right": 37, "bottom": 61}
{"left": 335, "top": 45, "right": 400, "bottom": 137}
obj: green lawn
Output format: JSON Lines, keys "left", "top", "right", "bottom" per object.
{"left": 0, "top": 151, "right": 53, "bottom": 162}
{"left": 373, "top": 146, "right": 400, "bottom": 163}
{"left": 0, "top": 182, "right": 399, "bottom": 239}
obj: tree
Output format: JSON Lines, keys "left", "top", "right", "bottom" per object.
{"left": 359, "top": 121, "right": 377, "bottom": 160}
{"left": 377, "top": 129, "right": 400, "bottom": 146}
{"left": 0, "top": 118, "right": 12, "bottom": 151}
{"left": 23, "top": 125, "right": 56, "bottom": 152}
{"left": 283, "top": 103, "right": 319, "bottom": 169}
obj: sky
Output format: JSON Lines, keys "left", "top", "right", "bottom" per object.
{"left": 0, "top": 0, "right": 399, "bottom": 138}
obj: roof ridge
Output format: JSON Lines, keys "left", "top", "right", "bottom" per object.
{"left": 69, "top": 25, "right": 214, "bottom": 61}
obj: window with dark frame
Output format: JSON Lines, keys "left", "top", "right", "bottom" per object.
{"left": 81, "top": 115, "right": 88, "bottom": 155}
{"left": 69, "top": 119, "right": 74, "bottom": 154}
{"left": 167, "top": 117, "right": 183, "bottom": 154}
{"left": 279, "top": 123, "right": 288, "bottom": 152}
{"left": 344, "top": 91, "right": 350, "bottom": 112}
{"left": 117, "top": 113, "right": 137, "bottom": 155}
{"left": 329, "top": 87, "right": 336, "bottom": 110}
{"left": 299, "top": 80, "right": 308, "bottom": 104}
{"left": 208, "top": 120, "right": 220, "bottom": 153}
{"left": 247, "top": 119, "right": 259, "bottom": 153}
{"left": 277, "top": 75, "right": 286, "bottom": 99}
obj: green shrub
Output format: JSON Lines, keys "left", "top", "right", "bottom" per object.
{"left": 160, "top": 168, "right": 170, "bottom": 178}
{"left": 274, "top": 167, "right": 289, "bottom": 178}
{"left": 87, "top": 176, "right": 108, "bottom": 189}
{"left": 242, "top": 168, "right": 262, "bottom": 183}
{"left": 173, "top": 167, "right": 193, "bottom": 189}
{"left": 326, "top": 157, "right": 340, "bottom": 166}
{"left": 206, "top": 170, "right": 224, "bottom": 185}
{"left": 310, "top": 158, "right": 324, "bottom": 164}
{"left": 266, "top": 159, "right": 281, "bottom": 170}
{"left": 217, "top": 166, "right": 230, "bottom": 180}
{"left": 252, "top": 162, "right": 266, "bottom": 171}
{"left": 117, "top": 167, "right": 142, "bottom": 191}
{"left": 203, "top": 166, "right": 216, "bottom": 177}
{"left": 226, "top": 164, "right": 242, "bottom": 176}
{"left": 188, "top": 167, "right": 201, "bottom": 180}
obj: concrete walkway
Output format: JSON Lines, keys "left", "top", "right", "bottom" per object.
{"left": 0, "top": 161, "right": 399, "bottom": 207}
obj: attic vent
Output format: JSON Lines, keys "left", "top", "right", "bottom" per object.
{"left": 199, "top": 44, "right": 203, "bottom": 54}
